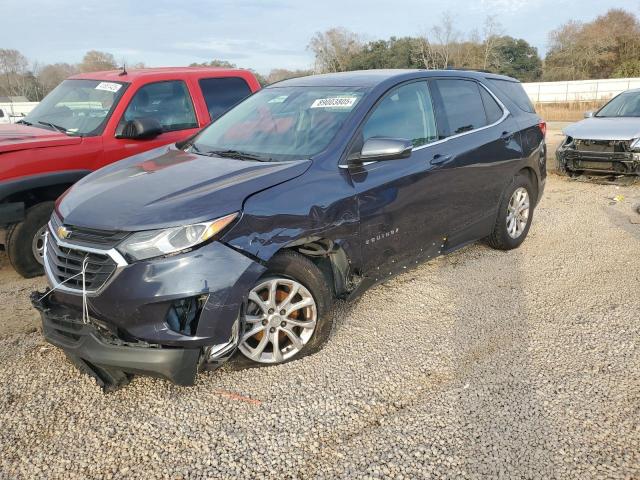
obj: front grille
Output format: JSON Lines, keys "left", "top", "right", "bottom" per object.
{"left": 46, "top": 235, "right": 118, "bottom": 291}
{"left": 50, "top": 213, "right": 128, "bottom": 249}
{"left": 48, "top": 315, "right": 84, "bottom": 341}
{"left": 575, "top": 139, "right": 630, "bottom": 153}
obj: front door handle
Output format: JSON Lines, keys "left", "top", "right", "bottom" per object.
{"left": 431, "top": 153, "right": 451, "bottom": 165}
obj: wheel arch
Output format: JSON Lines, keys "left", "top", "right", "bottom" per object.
{"left": 276, "top": 236, "right": 355, "bottom": 298}
{"left": 1, "top": 170, "right": 91, "bottom": 209}
{"left": 517, "top": 166, "right": 539, "bottom": 204}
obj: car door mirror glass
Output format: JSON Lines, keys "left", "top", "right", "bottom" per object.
{"left": 116, "top": 117, "right": 163, "bottom": 140}
{"left": 352, "top": 137, "right": 413, "bottom": 164}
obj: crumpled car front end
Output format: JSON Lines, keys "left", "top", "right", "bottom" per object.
{"left": 556, "top": 136, "right": 640, "bottom": 176}
{"left": 31, "top": 212, "right": 266, "bottom": 391}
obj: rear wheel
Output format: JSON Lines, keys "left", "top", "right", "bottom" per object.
{"left": 236, "top": 250, "right": 333, "bottom": 367}
{"left": 6, "top": 201, "right": 54, "bottom": 278}
{"left": 487, "top": 174, "right": 534, "bottom": 250}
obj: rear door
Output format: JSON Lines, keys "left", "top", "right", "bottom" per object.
{"left": 197, "top": 76, "right": 253, "bottom": 123}
{"left": 428, "top": 77, "right": 523, "bottom": 248}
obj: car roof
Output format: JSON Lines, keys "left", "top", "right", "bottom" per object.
{"left": 69, "top": 67, "right": 255, "bottom": 83}
{"left": 271, "top": 69, "right": 519, "bottom": 88}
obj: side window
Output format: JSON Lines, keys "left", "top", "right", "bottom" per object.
{"left": 433, "top": 79, "right": 487, "bottom": 138}
{"left": 198, "top": 77, "right": 252, "bottom": 121}
{"left": 487, "top": 78, "right": 535, "bottom": 113}
{"left": 363, "top": 81, "right": 437, "bottom": 148}
{"left": 120, "top": 80, "right": 197, "bottom": 133}
{"left": 479, "top": 86, "right": 504, "bottom": 124}
{"left": 0, "top": 109, "right": 4, "bottom": 118}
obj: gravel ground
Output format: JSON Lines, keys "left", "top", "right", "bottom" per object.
{"left": 0, "top": 170, "right": 639, "bottom": 479}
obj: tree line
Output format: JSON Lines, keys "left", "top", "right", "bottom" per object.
{"left": 307, "top": 9, "right": 640, "bottom": 82}
{"left": 1, "top": 8, "right": 639, "bottom": 102}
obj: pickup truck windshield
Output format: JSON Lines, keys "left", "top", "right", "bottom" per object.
{"left": 597, "top": 92, "right": 640, "bottom": 118}
{"left": 23, "top": 79, "right": 127, "bottom": 136}
{"left": 192, "top": 86, "right": 368, "bottom": 161}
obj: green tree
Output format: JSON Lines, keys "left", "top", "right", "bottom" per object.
{"left": 348, "top": 37, "right": 420, "bottom": 70}
{"left": 612, "top": 60, "right": 640, "bottom": 78}
{"left": 189, "top": 59, "right": 237, "bottom": 68}
{"left": 492, "top": 37, "right": 542, "bottom": 82}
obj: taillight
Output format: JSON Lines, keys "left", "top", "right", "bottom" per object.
{"left": 539, "top": 120, "right": 547, "bottom": 138}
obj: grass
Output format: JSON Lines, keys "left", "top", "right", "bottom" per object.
{"left": 534, "top": 100, "right": 607, "bottom": 122}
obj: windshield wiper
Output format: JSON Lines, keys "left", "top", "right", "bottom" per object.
{"left": 204, "top": 149, "right": 272, "bottom": 162}
{"left": 37, "top": 121, "right": 69, "bottom": 135}
{"left": 16, "top": 119, "right": 32, "bottom": 126}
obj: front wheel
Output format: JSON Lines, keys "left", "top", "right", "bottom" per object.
{"left": 6, "top": 201, "right": 54, "bottom": 278}
{"left": 236, "top": 250, "right": 333, "bottom": 366}
{"left": 487, "top": 174, "right": 534, "bottom": 250}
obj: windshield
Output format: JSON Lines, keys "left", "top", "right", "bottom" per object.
{"left": 23, "top": 79, "right": 127, "bottom": 136}
{"left": 596, "top": 92, "right": 640, "bottom": 118}
{"left": 192, "top": 86, "right": 368, "bottom": 161}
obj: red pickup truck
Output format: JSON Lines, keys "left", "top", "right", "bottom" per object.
{"left": 0, "top": 67, "right": 261, "bottom": 277}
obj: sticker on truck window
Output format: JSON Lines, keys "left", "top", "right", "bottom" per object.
{"left": 310, "top": 97, "right": 357, "bottom": 109}
{"left": 268, "top": 95, "right": 288, "bottom": 104}
{"left": 95, "top": 82, "right": 122, "bottom": 93}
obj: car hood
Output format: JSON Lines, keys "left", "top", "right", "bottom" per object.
{"left": 58, "top": 145, "right": 312, "bottom": 231}
{"left": 563, "top": 117, "right": 640, "bottom": 141}
{"left": 0, "top": 123, "right": 82, "bottom": 153}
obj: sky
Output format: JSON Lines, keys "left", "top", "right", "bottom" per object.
{"left": 2, "top": 0, "right": 639, "bottom": 74}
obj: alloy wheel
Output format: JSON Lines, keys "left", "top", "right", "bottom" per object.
{"left": 506, "top": 187, "right": 530, "bottom": 239}
{"left": 239, "top": 277, "right": 317, "bottom": 364}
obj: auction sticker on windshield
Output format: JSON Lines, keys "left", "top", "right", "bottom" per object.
{"left": 310, "top": 97, "right": 358, "bottom": 109}
{"left": 95, "top": 82, "right": 122, "bottom": 93}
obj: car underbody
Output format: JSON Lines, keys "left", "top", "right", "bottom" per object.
{"left": 557, "top": 137, "right": 640, "bottom": 176}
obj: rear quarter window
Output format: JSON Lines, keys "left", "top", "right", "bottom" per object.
{"left": 487, "top": 78, "right": 535, "bottom": 113}
{"left": 479, "top": 86, "right": 504, "bottom": 124}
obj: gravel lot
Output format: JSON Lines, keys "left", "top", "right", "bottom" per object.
{"left": 1, "top": 137, "right": 639, "bottom": 477}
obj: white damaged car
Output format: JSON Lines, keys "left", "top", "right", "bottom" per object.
{"left": 557, "top": 88, "right": 640, "bottom": 176}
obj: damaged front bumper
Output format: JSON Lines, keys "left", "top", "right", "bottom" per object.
{"left": 34, "top": 228, "right": 267, "bottom": 389}
{"left": 556, "top": 138, "right": 640, "bottom": 175}
{"left": 32, "top": 292, "right": 202, "bottom": 389}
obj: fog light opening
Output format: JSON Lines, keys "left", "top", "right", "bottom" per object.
{"left": 166, "top": 295, "right": 207, "bottom": 336}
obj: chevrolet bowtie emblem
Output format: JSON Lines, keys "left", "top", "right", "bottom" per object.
{"left": 57, "top": 225, "right": 71, "bottom": 239}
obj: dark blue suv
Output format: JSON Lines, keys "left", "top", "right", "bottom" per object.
{"left": 32, "top": 69, "right": 546, "bottom": 389}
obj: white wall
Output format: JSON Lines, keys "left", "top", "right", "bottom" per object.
{"left": 0, "top": 102, "right": 38, "bottom": 116}
{"left": 522, "top": 78, "right": 640, "bottom": 104}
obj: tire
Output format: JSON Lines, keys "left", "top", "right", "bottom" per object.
{"left": 232, "top": 249, "right": 333, "bottom": 368}
{"left": 6, "top": 201, "right": 54, "bottom": 278}
{"left": 486, "top": 174, "right": 534, "bottom": 251}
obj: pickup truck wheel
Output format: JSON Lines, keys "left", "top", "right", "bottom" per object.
{"left": 6, "top": 201, "right": 54, "bottom": 278}
{"left": 487, "top": 175, "right": 534, "bottom": 251}
{"left": 235, "top": 250, "right": 333, "bottom": 367}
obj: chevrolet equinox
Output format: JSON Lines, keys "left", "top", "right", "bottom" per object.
{"left": 32, "top": 69, "right": 547, "bottom": 390}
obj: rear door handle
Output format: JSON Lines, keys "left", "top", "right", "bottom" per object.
{"left": 431, "top": 153, "right": 451, "bottom": 165}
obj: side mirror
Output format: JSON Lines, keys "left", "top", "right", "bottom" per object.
{"left": 116, "top": 118, "right": 163, "bottom": 140}
{"left": 584, "top": 111, "right": 595, "bottom": 118}
{"left": 349, "top": 137, "right": 413, "bottom": 165}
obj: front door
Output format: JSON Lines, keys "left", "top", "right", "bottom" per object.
{"left": 348, "top": 81, "right": 453, "bottom": 276}
{"left": 102, "top": 80, "right": 201, "bottom": 167}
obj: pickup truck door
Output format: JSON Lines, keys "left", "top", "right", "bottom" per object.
{"left": 102, "top": 80, "right": 202, "bottom": 167}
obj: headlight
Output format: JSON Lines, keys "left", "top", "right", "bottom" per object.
{"left": 117, "top": 212, "right": 238, "bottom": 261}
